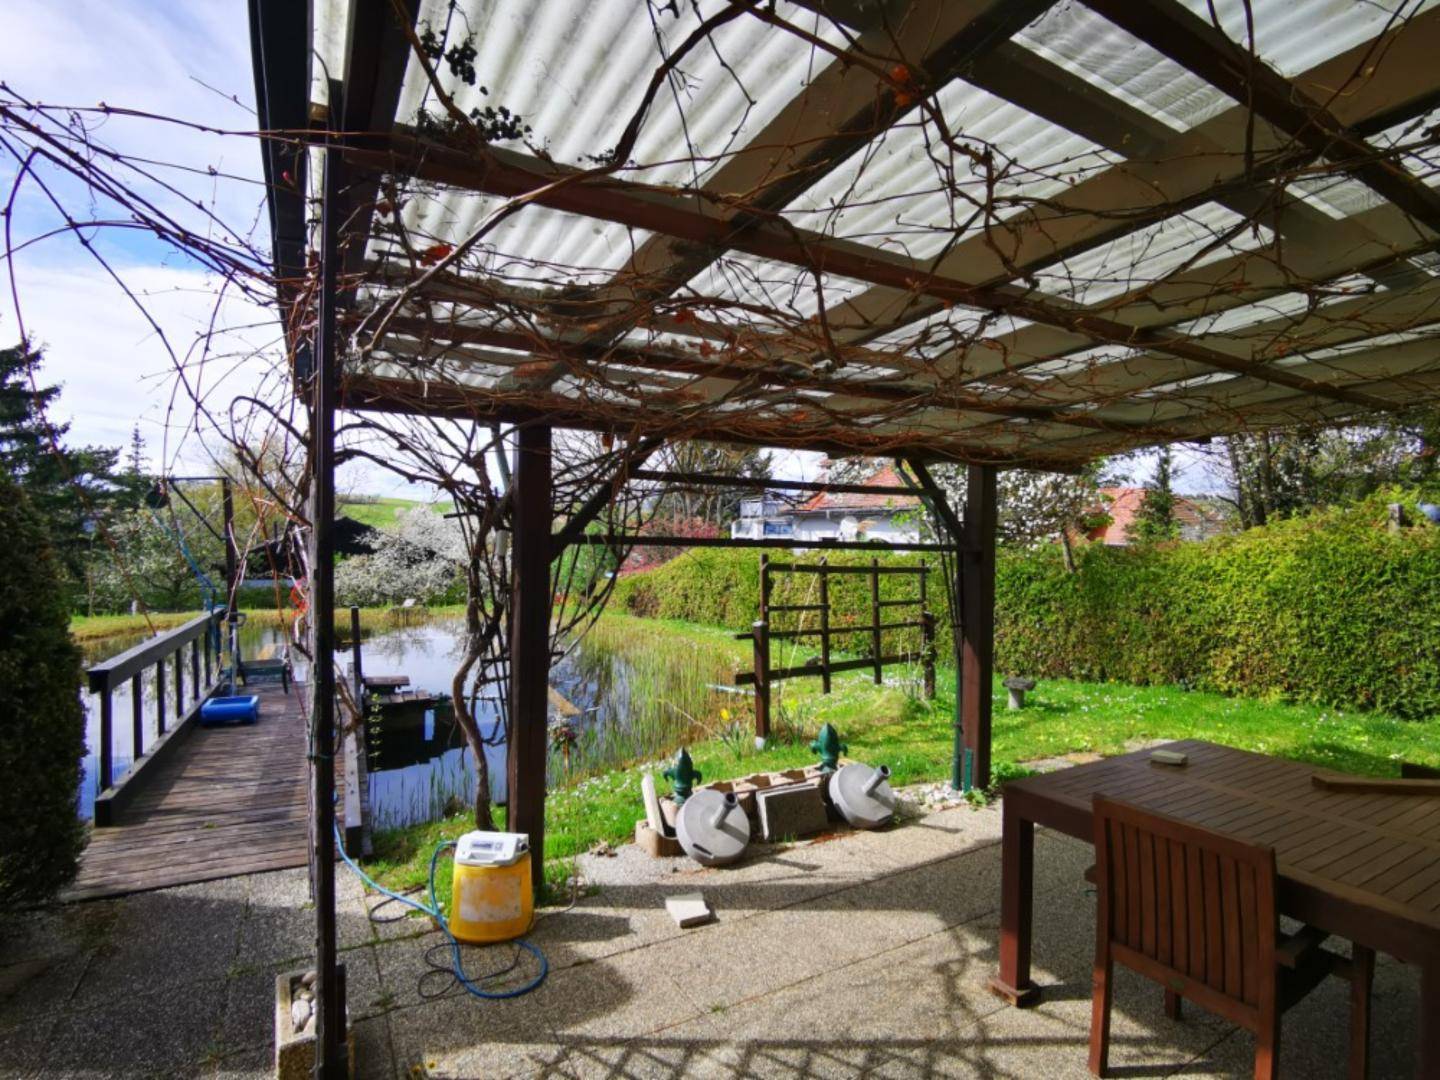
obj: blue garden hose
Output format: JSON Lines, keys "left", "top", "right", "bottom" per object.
{"left": 334, "top": 824, "right": 548, "bottom": 1000}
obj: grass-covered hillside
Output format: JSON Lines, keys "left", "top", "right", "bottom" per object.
{"left": 336, "top": 495, "right": 452, "bottom": 530}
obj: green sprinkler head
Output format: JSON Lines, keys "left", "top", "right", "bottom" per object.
{"left": 810, "top": 723, "right": 848, "bottom": 773}
{"left": 663, "top": 746, "right": 702, "bottom": 804}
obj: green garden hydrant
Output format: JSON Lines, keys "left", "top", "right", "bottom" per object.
{"left": 664, "top": 747, "right": 702, "bottom": 804}
{"left": 810, "top": 723, "right": 847, "bottom": 773}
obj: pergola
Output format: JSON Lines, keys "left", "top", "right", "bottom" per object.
{"left": 248, "top": 1, "right": 1440, "bottom": 1072}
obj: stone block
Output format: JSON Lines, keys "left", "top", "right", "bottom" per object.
{"left": 756, "top": 783, "right": 830, "bottom": 842}
{"left": 635, "top": 819, "right": 684, "bottom": 858}
{"left": 665, "top": 892, "right": 714, "bottom": 928}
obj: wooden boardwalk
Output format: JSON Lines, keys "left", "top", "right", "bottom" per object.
{"left": 67, "top": 682, "right": 312, "bottom": 902}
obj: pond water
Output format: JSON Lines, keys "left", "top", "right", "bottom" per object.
{"left": 78, "top": 617, "right": 727, "bottom": 830}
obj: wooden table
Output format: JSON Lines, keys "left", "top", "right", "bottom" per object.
{"left": 989, "top": 740, "right": 1440, "bottom": 1077}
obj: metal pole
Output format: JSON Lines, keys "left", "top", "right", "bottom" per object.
{"left": 310, "top": 137, "right": 346, "bottom": 1079}
{"left": 222, "top": 476, "right": 237, "bottom": 606}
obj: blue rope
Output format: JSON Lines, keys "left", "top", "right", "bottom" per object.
{"left": 334, "top": 825, "right": 548, "bottom": 1000}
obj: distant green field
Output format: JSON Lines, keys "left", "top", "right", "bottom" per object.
{"left": 336, "top": 495, "right": 451, "bottom": 529}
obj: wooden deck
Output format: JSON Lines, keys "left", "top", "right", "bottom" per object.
{"left": 67, "top": 682, "right": 312, "bottom": 902}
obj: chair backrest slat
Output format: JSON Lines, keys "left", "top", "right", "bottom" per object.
{"left": 1094, "top": 796, "right": 1278, "bottom": 1010}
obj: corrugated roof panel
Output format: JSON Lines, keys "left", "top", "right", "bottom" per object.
{"left": 394, "top": 0, "right": 849, "bottom": 184}
{"left": 1170, "top": 0, "right": 1439, "bottom": 77}
{"left": 681, "top": 252, "right": 874, "bottom": 325}
{"left": 1014, "top": 3, "right": 1233, "bottom": 132}
{"left": 778, "top": 77, "right": 1119, "bottom": 260}
{"left": 1033, "top": 202, "right": 1273, "bottom": 306}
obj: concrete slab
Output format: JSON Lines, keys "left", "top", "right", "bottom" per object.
{"left": 2, "top": 787, "right": 1425, "bottom": 1080}
{"left": 756, "top": 784, "right": 829, "bottom": 842}
{"left": 241, "top": 867, "right": 374, "bottom": 967}
{"left": 386, "top": 988, "right": 566, "bottom": 1080}
{"left": 44, "top": 975, "right": 228, "bottom": 1077}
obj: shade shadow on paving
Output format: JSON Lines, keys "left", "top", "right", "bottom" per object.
{"left": 1, "top": 803, "right": 1421, "bottom": 1078}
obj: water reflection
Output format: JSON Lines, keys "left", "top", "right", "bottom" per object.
{"left": 80, "top": 615, "right": 727, "bottom": 830}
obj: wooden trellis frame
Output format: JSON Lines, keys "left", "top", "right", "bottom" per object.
{"left": 735, "top": 554, "right": 936, "bottom": 744}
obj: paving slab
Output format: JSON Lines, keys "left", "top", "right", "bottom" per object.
{"left": 68, "top": 876, "right": 250, "bottom": 1009}
{"left": 43, "top": 974, "right": 228, "bottom": 1077}
{"left": 2, "top": 793, "right": 1425, "bottom": 1079}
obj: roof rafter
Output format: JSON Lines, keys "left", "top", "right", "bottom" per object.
{"left": 503, "top": 0, "right": 1058, "bottom": 392}
{"left": 335, "top": 130, "right": 1404, "bottom": 412}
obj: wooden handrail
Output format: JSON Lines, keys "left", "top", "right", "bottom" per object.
{"left": 88, "top": 611, "right": 221, "bottom": 692}
{"left": 86, "top": 609, "right": 225, "bottom": 809}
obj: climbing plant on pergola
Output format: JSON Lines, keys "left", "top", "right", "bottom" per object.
{"left": 244, "top": 1, "right": 1440, "bottom": 1071}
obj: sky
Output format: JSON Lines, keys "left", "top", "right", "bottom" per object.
{"left": 0, "top": 2, "right": 1215, "bottom": 499}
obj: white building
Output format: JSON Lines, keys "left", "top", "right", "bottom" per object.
{"left": 729, "top": 466, "right": 924, "bottom": 544}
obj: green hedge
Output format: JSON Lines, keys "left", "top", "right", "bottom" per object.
{"left": 611, "top": 496, "right": 1440, "bottom": 719}
{"left": 0, "top": 476, "right": 86, "bottom": 904}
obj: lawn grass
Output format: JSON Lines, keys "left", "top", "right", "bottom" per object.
{"left": 70, "top": 603, "right": 468, "bottom": 643}
{"left": 336, "top": 495, "right": 451, "bottom": 530}
{"left": 362, "top": 612, "right": 1440, "bottom": 904}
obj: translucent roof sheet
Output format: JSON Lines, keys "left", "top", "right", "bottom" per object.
{"left": 283, "top": 0, "right": 1440, "bottom": 466}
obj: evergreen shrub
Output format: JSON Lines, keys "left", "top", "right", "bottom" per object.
{"left": 0, "top": 476, "right": 87, "bottom": 904}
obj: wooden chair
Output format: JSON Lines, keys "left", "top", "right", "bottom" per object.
{"left": 1088, "top": 796, "right": 1374, "bottom": 1079}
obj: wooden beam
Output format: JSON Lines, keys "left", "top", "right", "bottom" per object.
{"left": 1086, "top": 0, "right": 1440, "bottom": 235}
{"left": 506, "top": 423, "right": 552, "bottom": 896}
{"left": 630, "top": 469, "right": 918, "bottom": 497}
{"left": 339, "top": 133, "right": 1404, "bottom": 413}
{"left": 564, "top": 534, "right": 962, "bottom": 553}
{"left": 960, "top": 464, "right": 997, "bottom": 792}
{"left": 336, "top": 371, "right": 1092, "bottom": 470}
{"left": 512, "top": 0, "right": 1058, "bottom": 389}
{"left": 367, "top": 314, "right": 1201, "bottom": 438}
{"left": 337, "top": 0, "right": 422, "bottom": 284}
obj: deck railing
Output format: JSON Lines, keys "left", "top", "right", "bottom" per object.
{"left": 86, "top": 610, "right": 224, "bottom": 822}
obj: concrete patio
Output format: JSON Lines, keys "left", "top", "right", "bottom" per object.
{"left": 0, "top": 801, "right": 1421, "bottom": 1078}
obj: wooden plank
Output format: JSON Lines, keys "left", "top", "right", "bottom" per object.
{"left": 1312, "top": 774, "right": 1440, "bottom": 796}
{"left": 65, "top": 682, "right": 315, "bottom": 902}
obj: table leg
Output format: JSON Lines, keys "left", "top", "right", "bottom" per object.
{"left": 1419, "top": 961, "right": 1439, "bottom": 1079}
{"left": 989, "top": 795, "right": 1040, "bottom": 1006}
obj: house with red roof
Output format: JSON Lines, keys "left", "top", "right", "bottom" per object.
{"left": 1084, "top": 486, "right": 1231, "bottom": 546}
{"left": 730, "top": 465, "right": 925, "bottom": 543}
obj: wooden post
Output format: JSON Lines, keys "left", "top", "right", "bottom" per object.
{"left": 350, "top": 606, "right": 364, "bottom": 701}
{"left": 961, "top": 464, "right": 998, "bottom": 791}
{"left": 758, "top": 553, "right": 772, "bottom": 622}
{"left": 98, "top": 689, "right": 114, "bottom": 793}
{"left": 130, "top": 673, "right": 143, "bottom": 763}
{"left": 920, "top": 562, "right": 936, "bottom": 699}
{"left": 310, "top": 131, "right": 345, "bottom": 1080}
{"left": 155, "top": 660, "right": 167, "bottom": 736}
{"left": 174, "top": 649, "right": 185, "bottom": 717}
{"left": 753, "top": 619, "right": 770, "bottom": 744}
{"left": 990, "top": 794, "right": 1041, "bottom": 1006}
{"left": 870, "top": 557, "right": 882, "bottom": 684}
{"left": 507, "top": 423, "right": 553, "bottom": 897}
{"left": 818, "top": 558, "right": 831, "bottom": 694}
{"left": 190, "top": 638, "right": 200, "bottom": 698}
